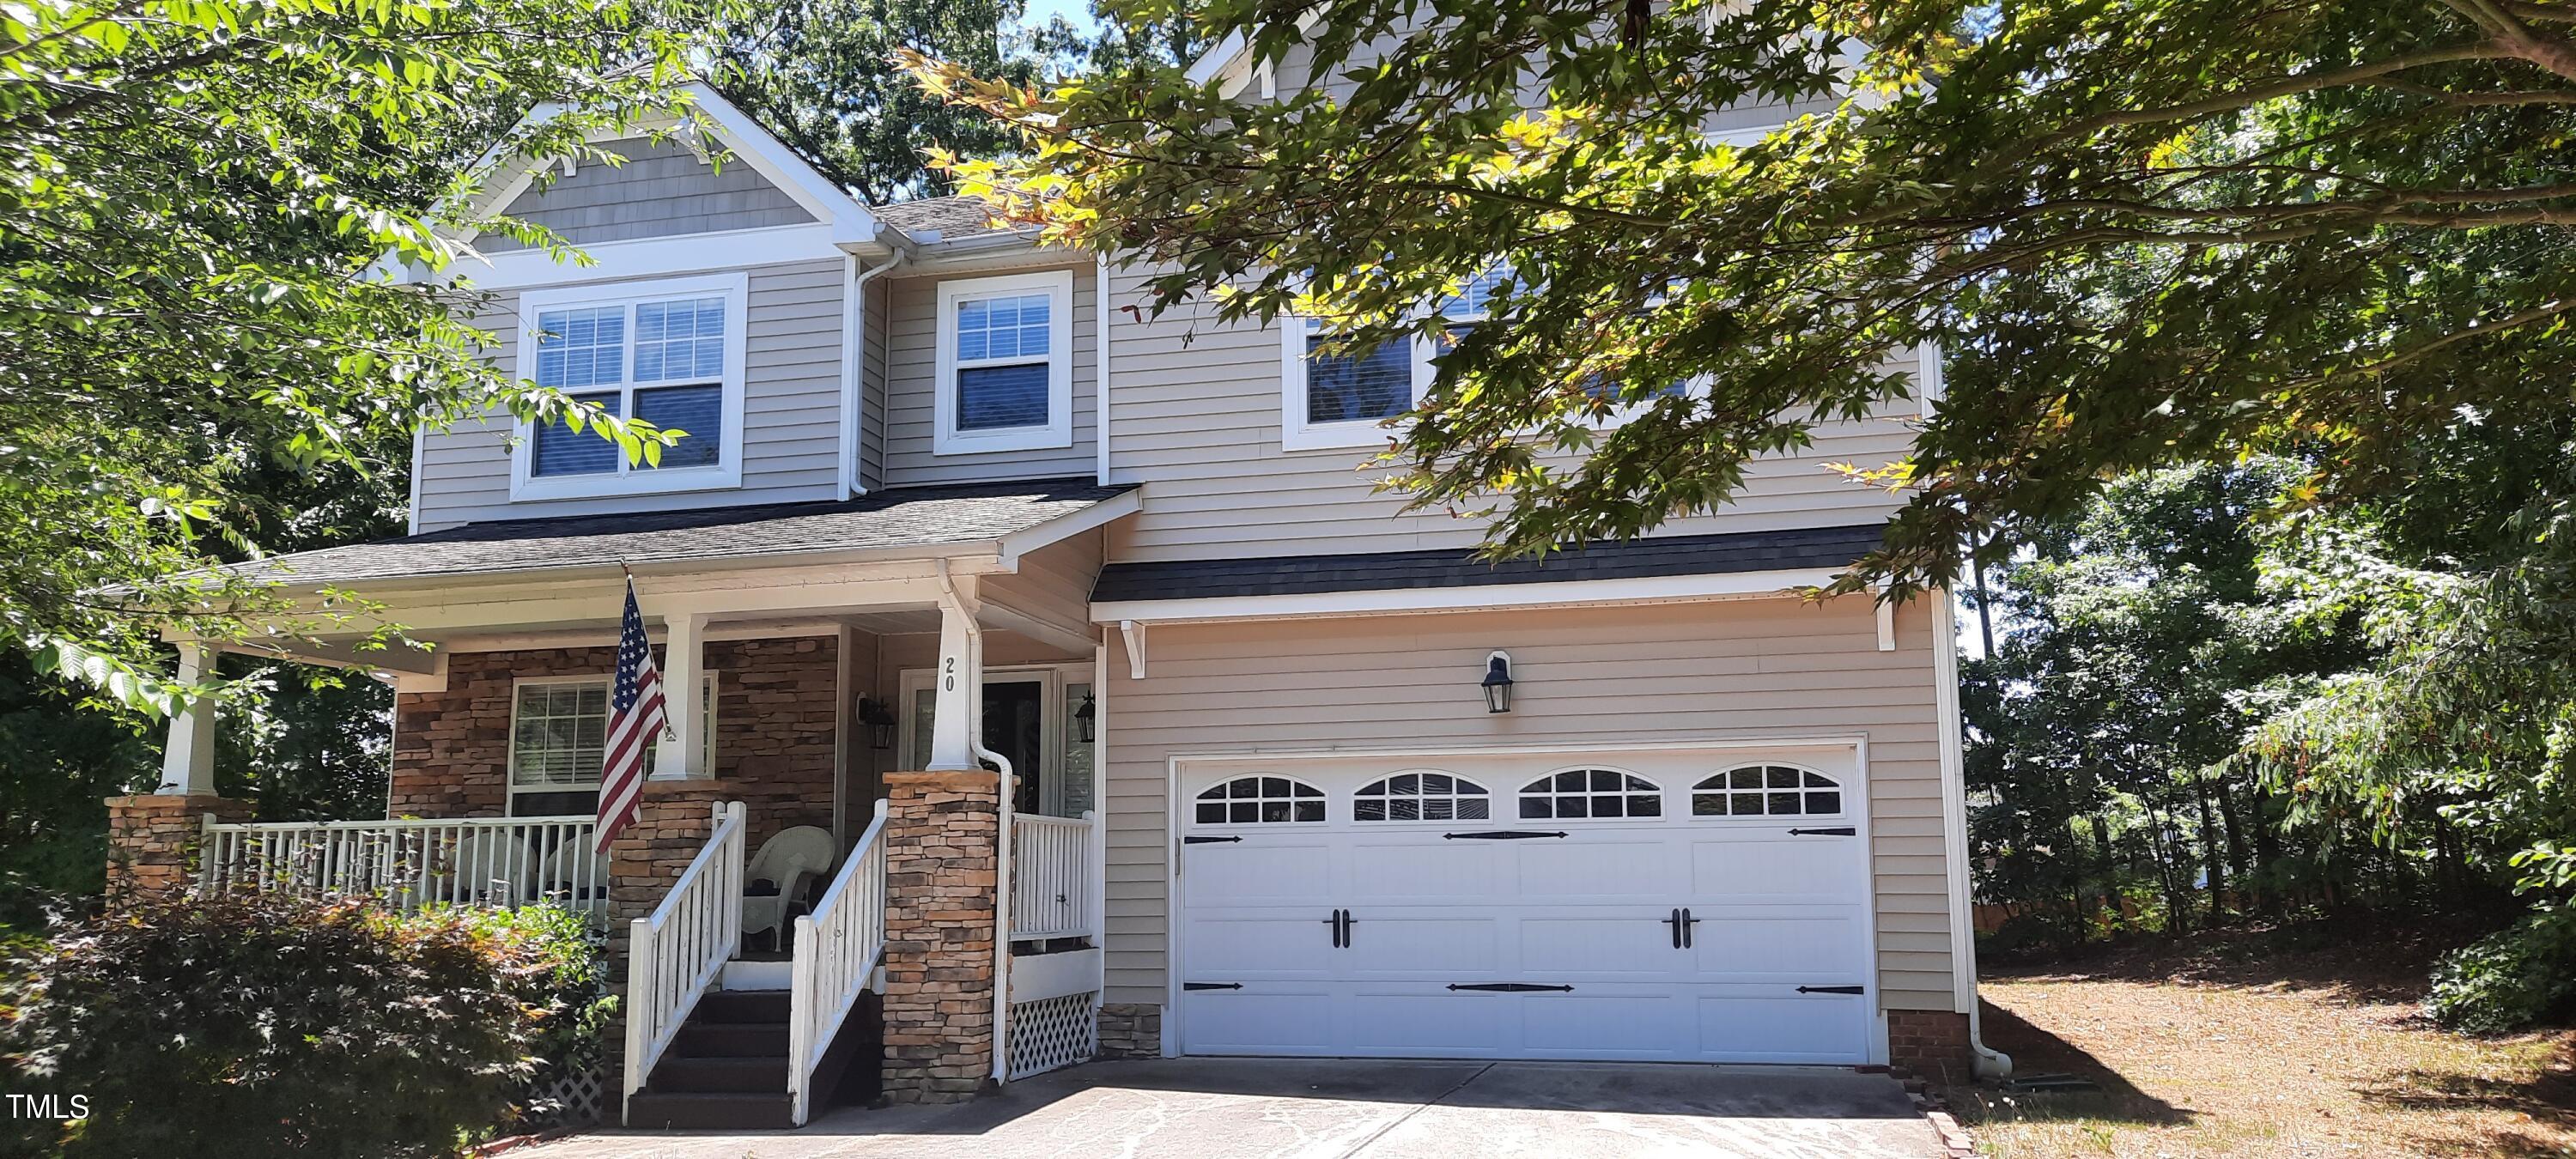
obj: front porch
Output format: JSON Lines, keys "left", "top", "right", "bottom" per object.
{"left": 113, "top": 480, "right": 1133, "bottom": 1130}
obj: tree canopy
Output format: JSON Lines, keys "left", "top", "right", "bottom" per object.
{"left": 910, "top": 0, "right": 2576, "bottom": 592}
{"left": 0, "top": 0, "right": 733, "bottom": 703}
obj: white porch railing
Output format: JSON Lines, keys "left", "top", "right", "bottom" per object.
{"left": 197, "top": 814, "right": 606, "bottom": 913}
{"left": 623, "top": 800, "right": 745, "bottom": 1121}
{"left": 786, "top": 798, "right": 890, "bottom": 1126}
{"left": 1010, "top": 811, "right": 1097, "bottom": 940}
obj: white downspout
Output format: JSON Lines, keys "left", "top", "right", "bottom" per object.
{"left": 1932, "top": 594, "right": 2012, "bottom": 1081}
{"left": 839, "top": 251, "right": 904, "bottom": 499}
{"left": 1095, "top": 251, "right": 1112, "bottom": 486}
{"left": 935, "top": 561, "right": 1017, "bottom": 1084}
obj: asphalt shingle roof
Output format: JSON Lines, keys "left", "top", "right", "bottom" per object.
{"left": 872, "top": 196, "right": 1019, "bottom": 240}
{"left": 1089, "top": 524, "right": 1885, "bottom": 603}
{"left": 228, "top": 477, "right": 1133, "bottom": 586}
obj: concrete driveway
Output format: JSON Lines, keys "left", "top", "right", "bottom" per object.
{"left": 522, "top": 1058, "right": 1943, "bottom": 1158}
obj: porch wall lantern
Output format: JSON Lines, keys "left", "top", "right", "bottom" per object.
{"left": 1480, "top": 650, "right": 1515, "bottom": 713}
{"left": 1075, "top": 692, "right": 1097, "bottom": 743}
{"left": 856, "top": 695, "right": 899, "bottom": 749}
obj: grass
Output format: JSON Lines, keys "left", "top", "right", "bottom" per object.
{"left": 1949, "top": 924, "right": 2576, "bottom": 1158}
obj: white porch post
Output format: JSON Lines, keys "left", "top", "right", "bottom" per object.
{"left": 654, "top": 610, "right": 711, "bottom": 779}
{"left": 156, "top": 641, "right": 219, "bottom": 796}
{"left": 926, "top": 589, "right": 979, "bottom": 772}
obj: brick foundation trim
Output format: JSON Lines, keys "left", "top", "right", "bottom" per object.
{"left": 105, "top": 794, "right": 252, "bottom": 901}
{"left": 1886, "top": 1009, "right": 1973, "bottom": 1087}
{"left": 1096, "top": 1003, "right": 1161, "bottom": 1059}
{"left": 878, "top": 769, "right": 1004, "bottom": 1103}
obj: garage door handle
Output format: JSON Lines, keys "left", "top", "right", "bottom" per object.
{"left": 1443, "top": 830, "right": 1569, "bottom": 840}
{"left": 1184, "top": 982, "right": 1242, "bottom": 991}
{"left": 1787, "top": 827, "right": 1856, "bottom": 837}
{"left": 1184, "top": 835, "right": 1243, "bottom": 844}
{"left": 1321, "top": 908, "right": 1353, "bottom": 948}
{"left": 1447, "top": 982, "right": 1576, "bottom": 992}
{"left": 1795, "top": 985, "right": 1864, "bottom": 995}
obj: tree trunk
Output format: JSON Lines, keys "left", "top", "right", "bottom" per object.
{"left": 2194, "top": 775, "right": 2228, "bottom": 926}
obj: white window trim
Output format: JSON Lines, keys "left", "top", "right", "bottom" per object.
{"left": 933, "top": 269, "right": 1074, "bottom": 457}
{"left": 506, "top": 671, "right": 717, "bottom": 794}
{"left": 1689, "top": 762, "right": 1851, "bottom": 821}
{"left": 1188, "top": 774, "right": 1330, "bottom": 826}
{"left": 1350, "top": 768, "right": 1496, "bottom": 826}
{"left": 508, "top": 271, "right": 750, "bottom": 503}
{"left": 1279, "top": 317, "right": 1425, "bottom": 452}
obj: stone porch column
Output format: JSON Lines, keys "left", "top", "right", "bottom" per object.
{"left": 104, "top": 793, "right": 252, "bottom": 901}
{"left": 878, "top": 769, "right": 1003, "bottom": 1103}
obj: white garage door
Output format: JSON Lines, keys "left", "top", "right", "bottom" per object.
{"left": 1175, "top": 747, "right": 1874, "bottom": 1064}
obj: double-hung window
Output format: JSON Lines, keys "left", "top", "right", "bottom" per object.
{"left": 934, "top": 270, "right": 1073, "bottom": 455}
{"left": 513, "top": 272, "right": 748, "bottom": 501}
{"left": 1280, "top": 269, "right": 1512, "bottom": 452}
{"left": 507, "top": 675, "right": 718, "bottom": 815}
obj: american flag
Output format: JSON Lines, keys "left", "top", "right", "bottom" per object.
{"left": 595, "top": 578, "right": 667, "bottom": 853}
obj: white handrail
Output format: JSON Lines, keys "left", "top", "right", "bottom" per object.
{"left": 1011, "top": 811, "right": 1097, "bottom": 940}
{"left": 197, "top": 813, "right": 605, "bottom": 913}
{"left": 786, "top": 798, "right": 890, "bottom": 1126}
{"left": 623, "top": 800, "right": 746, "bottom": 1123}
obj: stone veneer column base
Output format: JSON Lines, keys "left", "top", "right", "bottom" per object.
{"left": 1095, "top": 1004, "right": 1162, "bottom": 1059}
{"left": 878, "top": 769, "right": 1002, "bottom": 1104}
{"left": 104, "top": 794, "right": 253, "bottom": 902}
{"left": 1886, "top": 1009, "right": 1973, "bottom": 1086}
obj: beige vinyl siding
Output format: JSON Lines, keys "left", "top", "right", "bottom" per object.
{"left": 483, "top": 137, "right": 812, "bottom": 252}
{"left": 859, "top": 276, "right": 890, "bottom": 491}
{"left": 1099, "top": 264, "right": 1921, "bottom": 561}
{"left": 1100, "top": 597, "right": 1958, "bottom": 1014}
{"left": 413, "top": 259, "right": 848, "bottom": 531}
{"left": 981, "top": 531, "right": 1105, "bottom": 640}
{"left": 879, "top": 263, "right": 1099, "bottom": 487}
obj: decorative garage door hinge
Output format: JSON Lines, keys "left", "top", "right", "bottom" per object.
{"left": 1183, "top": 982, "right": 1243, "bottom": 991}
{"left": 1446, "top": 982, "right": 1577, "bottom": 992}
{"left": 1787, "top": 827, "right": 1857, "bottom": 836}
{"left": 1795, "top": 985, "right": 1865, "bottom": 994}
{"left": 1442, "top": 830, "right": 1570, "bottom": 840}
{"left": 1183, "top": 834, "right": 1243, "bottom": 844}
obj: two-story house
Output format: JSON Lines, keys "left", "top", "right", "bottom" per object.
{"left": 120, "top": 70, "right": 2002, "bottom": 1132}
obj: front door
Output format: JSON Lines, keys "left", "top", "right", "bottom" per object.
{"left": 902, "top": 664, "right": 1095, "bottom": 817}
{"left": 982, "top": 678, "right": 1047, "bottom": 815}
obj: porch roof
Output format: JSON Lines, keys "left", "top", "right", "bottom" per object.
{"left": 1089, "top": 523, "right": 1884, "bottom": 603}
{"left": 225, "top": 477, "right": 1136, "bottom": 587}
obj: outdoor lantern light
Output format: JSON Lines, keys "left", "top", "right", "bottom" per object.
{"left": 1075, "top": 692, "right": 1097, "bottom": 743}
{"left": 856, "top": 695, "right": 898, "bottom": 749}
{"left": 1481, "top": 650, "right": 1515, "bottom": 713}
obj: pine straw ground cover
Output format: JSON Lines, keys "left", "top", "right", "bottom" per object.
{"left": 1949, "top": 925, "right": 2576, "bottom": 1158}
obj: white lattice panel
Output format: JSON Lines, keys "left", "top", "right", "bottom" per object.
{"left": 526, "top": 1063, "right": 607, "bottom": 1129}
{"left": 1008, "top": 992, "right": 1099, "bottom": 1079}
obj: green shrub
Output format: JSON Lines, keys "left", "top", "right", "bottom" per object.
{"left": 2427, "top": 905, "right": 2576, "bottom": 1034}
{"left": 0, "top": 891, "right": 607, "bottom": 1158}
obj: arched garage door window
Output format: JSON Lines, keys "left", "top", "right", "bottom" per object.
{"left": 1353, "top": 771, "right": 1491, "bottom": 822}
{"left": 1692, "top": 765, "right": 1844, "bottom": 816}
{"left": 1517, "top": 768, "right": 1662, "bottom": 819}
{"left": 1194, "top": 775, "right": 1326, "bottom": 824}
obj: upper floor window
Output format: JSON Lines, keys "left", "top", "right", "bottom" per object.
{"left": 512, "top": 272, "right": 747, "bottom": 502}
{"left": 935, "top": 270, "right": 1073, "bottom": 456}
{"left": 1280, "top": 269, "right": 1510, "bottom": 452}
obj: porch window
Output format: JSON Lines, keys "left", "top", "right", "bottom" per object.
{"left": 933, "top": 270, "right": 1073, "bottom": 456}
{"left": 513, "top": 272, "right": 747, "bottom": 501}
{"left": 508, "top": 675, "right": 717, "bottom": 804}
